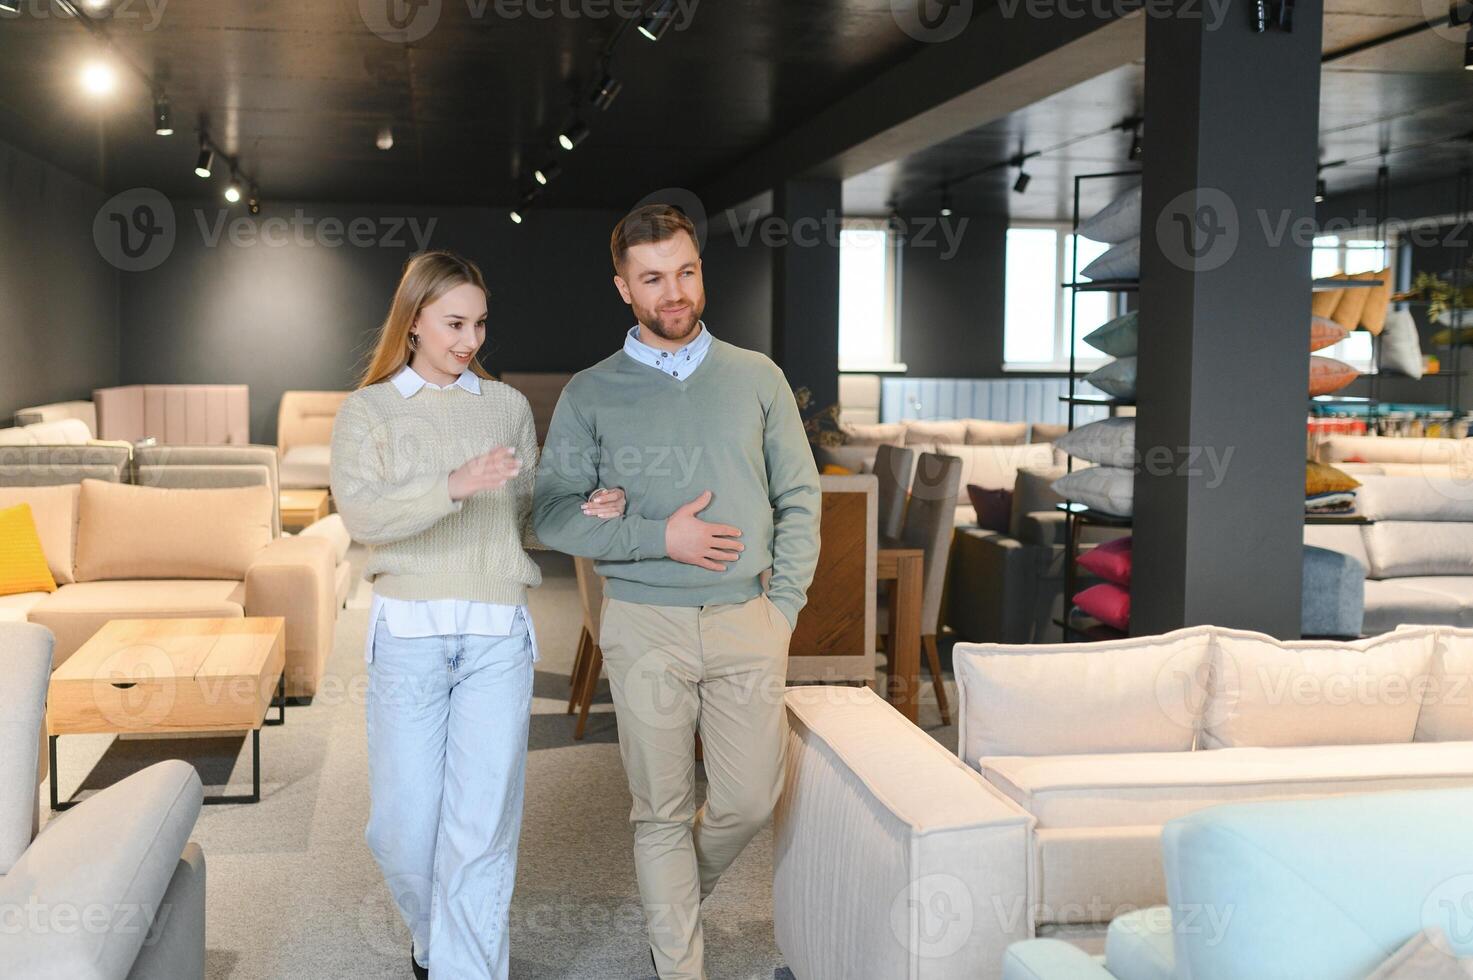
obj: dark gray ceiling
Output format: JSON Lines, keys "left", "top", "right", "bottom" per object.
{"left": 845, "top": 0, "right": 1473, "bottom": 221}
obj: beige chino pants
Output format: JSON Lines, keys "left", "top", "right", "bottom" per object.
{"left": 599, "top": 593, "right": 792, "bottom": 980}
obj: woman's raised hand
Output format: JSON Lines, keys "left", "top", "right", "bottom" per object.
{"left": 448, "top": 446, "right": 521, "bottom": 501}
{"left": 581, "top": 487, "right": 627, "bottom": 520}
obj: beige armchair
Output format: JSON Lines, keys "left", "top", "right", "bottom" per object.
{"left": 890, "top": 452, "right": 960, "bottom": 725}
{"left": 276, "top": 390, "right": 350, "bottom": 489}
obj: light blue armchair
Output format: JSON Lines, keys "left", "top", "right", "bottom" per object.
{"left": 1003, "top": 787, "right": 1473, "bottom": 980}
{"left": 0, "top": 622, "right": 207, "bottom": 979}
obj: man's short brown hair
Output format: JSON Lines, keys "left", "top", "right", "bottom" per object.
{"left": 610, "top": 204, "right": 699, "bottom": 273}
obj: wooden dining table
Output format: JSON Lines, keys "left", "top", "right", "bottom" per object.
{"left": 877, "top": 545, "right": 925, "bottom": 723}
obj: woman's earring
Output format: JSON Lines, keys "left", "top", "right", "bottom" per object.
{"left": 408, "top": 333, "right": 420, "bottom": 350}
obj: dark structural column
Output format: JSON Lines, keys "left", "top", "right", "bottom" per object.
{"left": 771, "top": 178, "right": 842, "bottom": 413}
{"left": 1132, "top": 1, "right": 1324, "bottom": 638}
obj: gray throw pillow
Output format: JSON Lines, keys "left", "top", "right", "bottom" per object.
{"left": 1057, "top": 418, "right": 1136, "bottom": 467}
{"left": 1084, "top": 311, "right": 1139, "bottom": 358}
{"left": 1051, "top": 466, "right": 1135, "bottom": 518}
{"left": 1086, "top": 357, "right": 1138, "bottom": 401}
{"left": 1081, "top": 237, "right": 1141, "bottom": 281}
{"left": 1077, "top": 185, "right": 1142, "bottom": 245}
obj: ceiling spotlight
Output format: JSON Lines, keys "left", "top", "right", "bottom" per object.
{"left": 194, "top": 143, "right": 214, "bottom": 179}
{"left": 1464, "top": 26, "right": 1472, "bottom": 70}
{"left": 224, "top": 180, "right": 242, "bottom": 204}
{"left": 80, "top": 61, "right": 117, "bottom": 96}
{"left": 152, "top": 94, "right": 173, "bottom": 135}
{"left": 557, "top": 118, "right": 590, "bottom": 151}
{"left": 533, "top": 163, "right": 562, "bottom": 185}
{"left": 1315, "top": 177, "right": 1327, "bottom": 204}
{"left": 590, "top": 72, "right": 623, "bottom": 111}
{"left": 376, "top": 126, "right": 394, "bottom": 151}
{"left": 1013, "top": 170, "right": 1031, "bottom": 195}
{"left": 637, "top": 0, "right": 678, "bottom": 40}
{"left": 1128, "top": 126, "right": 1144, "bottom": 162}
{"left": 939, "top": 186, "right": 953, "bottom": 218}
{"left": 0, "top": 0, "right": 19, "bottom": 12}
{"left": 509, "top": 209, "right": 524, "bottom": 225}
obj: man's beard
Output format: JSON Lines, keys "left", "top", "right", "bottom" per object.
{"left": 636, "top": 293, "right": 706, "bottom": 343}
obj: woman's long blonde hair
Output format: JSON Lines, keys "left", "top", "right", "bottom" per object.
{"left": 357, "top": 250, "right": 497, "bottom": 389}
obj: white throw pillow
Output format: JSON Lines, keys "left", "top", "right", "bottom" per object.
{"left": 1412, "top": 627, "right": 1473, "bottom": 742}
{"left": 1056, "top": 418, "right": 1136, "bottom": 467}
{"left": 1081, "top": 236, "right": 1141, "bottom": 281}
{"left": 1379, "top": 308, "right": 1424, "bottom": 379}
{"left": 1077, "top": 185, "right": 1142, "bottom": 245}
{"left": 1085, "top": 357, "right": 1138, "bottom": 401}
{"left": 1052, "top": 465, "right": 1135, "bottom": 517}
{"left": 954, "top": 625, "right": 1214, "bottom": 763}
{"left": 903, "top": 420, "right": 968, "bottom": 446}
{"left": 1201, "top": 627, "right": 1437, "bottom": 749}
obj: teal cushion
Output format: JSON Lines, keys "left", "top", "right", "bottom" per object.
{"left": 1085, "top": 312, "right": 1139, "bottom": 358}
{"left": 1078, "top": 185, "right": 1143, "bottom": 245}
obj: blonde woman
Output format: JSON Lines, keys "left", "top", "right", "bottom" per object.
{"left": 330, "top": 251, "right": 623, "bottom": 980}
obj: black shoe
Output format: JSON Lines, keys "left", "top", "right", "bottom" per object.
{"left": 411, "top": 944, "right": 428, "bottom": 980}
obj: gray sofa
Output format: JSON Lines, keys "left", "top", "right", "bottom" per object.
{"left": 0, "top": 623, "right": 205, "bottom": 979}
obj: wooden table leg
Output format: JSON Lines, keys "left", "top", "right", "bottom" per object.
{"left": 891, "top": 554, "right": 923, "bottom": 724}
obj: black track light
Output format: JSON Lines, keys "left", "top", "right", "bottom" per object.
{"left": 1315, "top": 177, "right": 1327, "bottom": 204}
{"left": 533, "top": 163, "right": 562, "bottom": 186}
{"left": 1013, "top": 170, "right": 1031, "bottom": 195}
{"left": 153, "top": 94, "right": 174, "bottom": 136}
{"left": 638, "top": 0, "right": 678, "bottom": 41}
{"left": 590, "top": 72, "right": 623, "bottom": 111}
{"left": 194, "top": 143, "right": 214, "bottom": 179}
{"left": 1128, "top": 126, "right": 1143, "bottom": 162}
{"left": 247, "top": 188, "right": 260, "bottom": 215}
{"left": 558, "top": 118, "right": 590, "bottom": 151}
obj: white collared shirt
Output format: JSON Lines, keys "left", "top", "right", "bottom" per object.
{"left": 364, "top": 363, "right": 538, "bottom": 663}
{"left": 622, "top": 322, "right": 712, "bottom": 380}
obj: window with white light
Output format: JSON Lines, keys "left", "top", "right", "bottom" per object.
{"left": 839, "top": 221, "right": 903, "bottom": 372}
{"left": 1003, "top": 224, "right": 1119, "bottom": 370}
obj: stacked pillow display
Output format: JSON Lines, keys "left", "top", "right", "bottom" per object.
{"left": 1305, "top": 460, "right": 1361, "bottom": 515}
{"left": 1052, "top": 418, "right": 1136, "bottom": 518}
{"left": 1077, "top": 185, "right": 1142, "bottom": 283}
{"left": 1074, "top": 536, "right": 1133, "bottom": 632}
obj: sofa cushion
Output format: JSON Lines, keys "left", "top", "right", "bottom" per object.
{"left": 1012, "top": 466, "right": 1067, "bottom": 539}
{"left": 903, "top": 420, "right": 968, "bottom": 446}
{"left": 74, "top": 478, "right": 272, "bottom": 582}
{"left": 981, "top": 741, "right": 1473, "bottom": 830}
{"left": 838, "top": 421, "right": 904, "bottom": 446}
{"left": 279, "top": 444, "right": 332, "bottom": 490}
{"left": 1363, "top": 579, "right": 1472, "bottom": 633}
{"left": 940, "top": 443, "right": 1056, "bottom": 493}
{"left": 1104, "top": 908, "right": 1175, "bottom": 980}
{"left": 26, "top": 579, "right": 246, "bottom": 668}
{"left": 954, "top": 626, "right": 1211, "bottom": 764}
{"left": 1202, "top": 628, "right": 1436, "bottom": 749}
{"left": 0, "top": 485, "right": 80, "bottom": 584}
{"left": 1366, "top": 522, "right": 1473, "bottom": 579}
{"left": 964, "top": 419, "right": 1029, "bottom": 446}
{"left": 0, "top": 592, "right": 48, "bottom": 622}
{"left": 1358, "top": 475, "right": 1473, "bottom": 522}
{"left": 1415, "top": 627, "right": 1473, "bottom": 742}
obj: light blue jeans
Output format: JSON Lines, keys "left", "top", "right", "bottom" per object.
{"left": 364, "top": 611, "right": 534, "bottom": 979}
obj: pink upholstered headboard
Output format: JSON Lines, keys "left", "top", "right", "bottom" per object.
{"left": 93, "top": 385, "right": 251, "bottom": 445}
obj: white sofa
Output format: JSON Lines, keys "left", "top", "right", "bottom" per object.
{"left": 773, "top": 624, "right": 1473, "bottom": 980}
{"left": 1306, "top": 473, "right": 1473, "bottom": 633}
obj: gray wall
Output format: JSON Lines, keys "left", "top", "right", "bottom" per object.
{"left": 0, "top": 139, "right": 119, "bottom": 423}
{"left": 899, "top": 210, "right": 1010, "bottom": 377}
{"left": 700, "top": 228, "right": 773, "bottom": 357}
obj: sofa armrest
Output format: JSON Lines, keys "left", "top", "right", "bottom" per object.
{"left": 946, "top": 530, "right": 1044, "bottom": 644}
{"left": 1002, "top": 940, "right": 1115, "bottom": 980}
{"left": 775, "top": 687, "right": 1035, "bottom": 980}
{"left": 245, "top": 535, "right": 336, "bottom": 698}
{"left": 0, "top": 760, "right": 201, "bottom": 979}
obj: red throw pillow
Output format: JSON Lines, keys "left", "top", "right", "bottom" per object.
{"left": 966, "top": 484, "right": 1013, "bottom": 534}
{"left": 1074, "top": 583, "right": 1130, "bottom": 631}
{"left": 1077, "top": 535, "right": 1132, "bottom": 586}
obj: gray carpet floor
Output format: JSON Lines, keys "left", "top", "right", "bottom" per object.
{"left": 44, "top": 548, "right": 958, "bottom": 979}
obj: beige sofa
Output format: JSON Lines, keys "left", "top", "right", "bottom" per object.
{"left": 1315, "top": 434, "right": 1472, "bottom": 475}
{"left": 0, "top": 478, "right": 337, "bottom": 698}
{"left": 276, "top": 390, "right": 350, "bottom": 490}
{"left": 774, "top": 624, "right": 1473, "bottom": 980}
{"left": 93, "top": 383, "right": 250, "bottom": 445}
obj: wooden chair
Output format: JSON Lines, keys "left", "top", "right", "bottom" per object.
{"left": 872, "top": 443, "right": 915, "bottom": 542}
{"left": 567, "top": 556, "right": 605, "bottom": 740}
{"left": 895, "top": 452, "right": 962, "bottom": 724}
{"left": 787, "top": 474, "right": 878, "bottom": 686}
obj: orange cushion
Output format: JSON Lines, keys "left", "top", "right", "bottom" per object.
{"left": 1312, "top": 273, "right": 1346, "bottom": 318}
{"left": 1309, "top": 356, "right": 1359, "bottom": 396}
{"left": 0, "top": 504, "right": 58, "bottom": 597}
{"left": 1310, "top": 316, "right": 1349, "bottom": 352}
{"left": 1360, "top": 267, "right": 1392, "bottom": 335}
{"left": 821, "top": 464, "right": 856, "bottom": 476}
{"left": 1331, "top": 274, "right": 1374, "bottom": 331}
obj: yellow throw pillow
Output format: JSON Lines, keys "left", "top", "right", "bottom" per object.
{"left": 1331, "top": 273, "right": 1374, "bottom": 331}
{"left": 1311, "top": 272, "right": 1346, "bottom": 318}
{"left": 1359, "top": 267, "right": 1392, "bottom": 335}
{"left": 821, "top": 464, "right": 856, "bottom": 476}
{"left": 1306, "top": 461, "right": 1361, "bottom": 497}
{"left": 0, "top": 503, "right": 59, "bottom": 597}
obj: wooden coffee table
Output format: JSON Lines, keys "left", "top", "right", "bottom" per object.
{"left": 48, "top": 617, "right": 287, "bottom": 808}
{"left": 280, "top": 488, "right": 330, "bottom": 530}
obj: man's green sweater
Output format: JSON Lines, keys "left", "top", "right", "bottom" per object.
{"left": 532, "top": 338, "right": 821, "bottom": 628}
